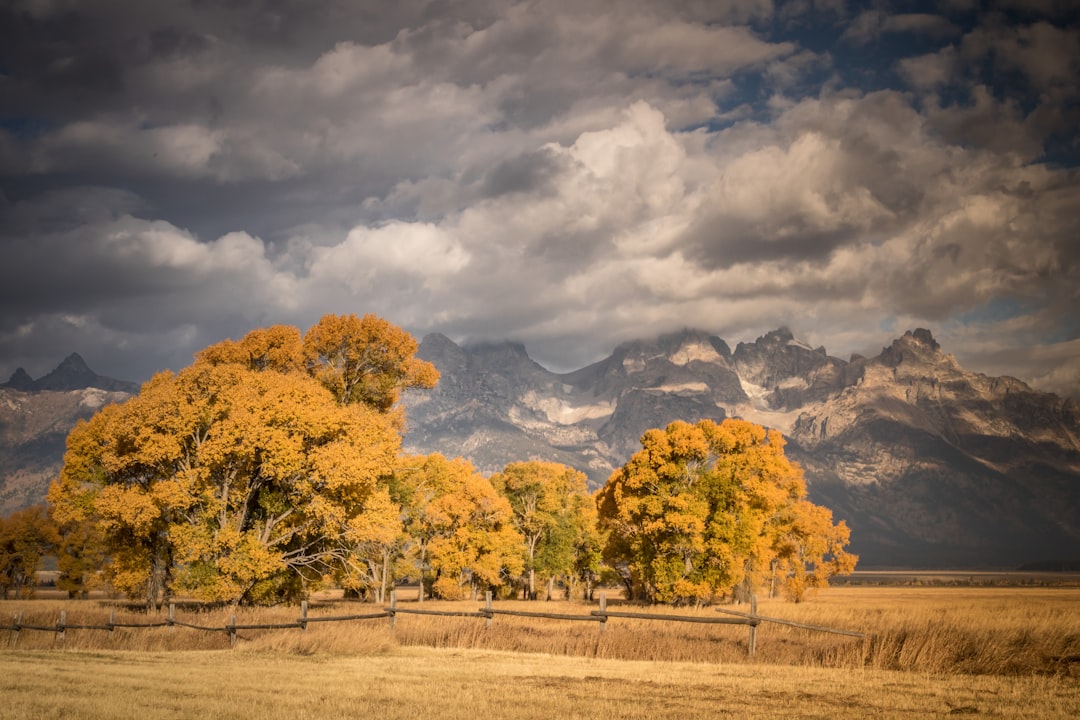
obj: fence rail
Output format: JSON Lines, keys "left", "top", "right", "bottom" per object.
{"left": 3, "top": 592, "right": 862, "bottom": 654}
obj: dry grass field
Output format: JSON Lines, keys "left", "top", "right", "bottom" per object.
{"left": 2, "top": 583, "right": 1079, "bottom": 718}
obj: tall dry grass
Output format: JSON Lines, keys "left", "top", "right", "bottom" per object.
{"left": 3, "top": 586, "right": 1079, "bottom": 677}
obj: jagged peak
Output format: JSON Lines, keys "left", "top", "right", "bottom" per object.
{"left": 420, "top": 332, "right": 457, "bottom": 346}
{"left": 15, "top": 353, "right": 140, "bottom": 394}
{"left": 418, "top": 332, "right": 463, "bottom": 355}
{"left": 612, "top": 328, "right": 730, "bottom": 365}
{"left": 56, "top": 352, "right": 91, "bottom": 371}
{"left": 734, "top": 327, "right": 825, "bottom": 357}
{"left": 881, "top": 328, "right": 944, "bottom": 366}
{"left": 1, "top": 367, "right": 35, "bottom": 391}
{"left": 907, "top": 328, "right": 940, "bottom": 351}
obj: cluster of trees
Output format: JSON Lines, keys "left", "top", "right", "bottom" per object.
{"left": 34, "top": 314, "right": 854, "bottom": 608}
{"left": 597, "top": 419, "right": 856, "bottom": 604}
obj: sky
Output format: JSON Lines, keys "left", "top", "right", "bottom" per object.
{"left": 1, "top": 0, "right": 1078, "bottom": 399}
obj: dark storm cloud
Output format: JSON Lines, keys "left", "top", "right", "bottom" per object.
{"left": 0, "top": 0, "right": 1076, "bottom": 398}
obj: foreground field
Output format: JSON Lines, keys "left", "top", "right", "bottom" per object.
{"left": 2, "top": 586, "right": 1079, "bottom": 718}
{"left": 2, "top": 646, "right": 1078, "bottom": 720}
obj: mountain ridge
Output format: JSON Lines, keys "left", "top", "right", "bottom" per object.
{"left": 2, "top": 353, "right": 139, "bottom": 394}
{"left": 1, "top": 332, "right": 1077, "bottom": 569}
{"left": 402, "top": 326, "right": 1080, "bottom": 568}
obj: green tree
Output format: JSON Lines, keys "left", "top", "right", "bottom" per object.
{"left": 596, "top": 418, "right": 855, "bottom": 605}
{"left": 490, "top": 461, "right": 600, "bottom": 600}
{"left": 0, "top": 505, "right": 59, "bottom": 599}
{"left": 48, "top": 315, "right": 436, "bottom": 608}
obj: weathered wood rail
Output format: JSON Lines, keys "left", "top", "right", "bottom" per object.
{"left": 3, "top": 591, "right": 861, "bottom": 654}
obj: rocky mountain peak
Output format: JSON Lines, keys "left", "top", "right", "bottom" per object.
{"left": 610, "top": 329, "right": 731, "bottom": 370}
{"left": 2, "top": 367, "right": 35, "bottom": 391}
{"left": 417, "top": 333, "right": 467, "bottom": 371}
{"left": 2, "top": 353, "right": 140, "bottom": 393}
{"left": 731, "top": 327, "right": 840, "bottom": 395}
{"left": 879, "top": 328, "right": 951, "bottom": 368}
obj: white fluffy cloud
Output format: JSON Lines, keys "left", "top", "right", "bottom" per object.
{"left": 0, "top": 0, "right": 1077, "bottom": 397}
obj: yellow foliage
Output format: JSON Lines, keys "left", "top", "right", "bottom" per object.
{"left": 303, "top": 313, "right": 439, "bottom": 412}
{"left": 48, "top": 313, "right": 437, "bottom": 607}
{"left": 395, "top": 454, "right": 523, "bottom": 599}
{"left": 597, "top": 418, "right": 855, "bottom": 604}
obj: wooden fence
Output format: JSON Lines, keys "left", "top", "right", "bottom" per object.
{"left": 3, "top": 592, "right": 863, "bottom": 655}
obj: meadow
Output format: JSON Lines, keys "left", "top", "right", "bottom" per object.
{"left": 2, "top": 583, "right": 1079, "bottom": 718}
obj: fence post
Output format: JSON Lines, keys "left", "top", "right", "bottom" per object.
{"left": 57, "top": 610, "right": 66, "bottom": 644}
{"left": 168, "top": 603, "right": 176, "bottom": 633}
{"left": 109, "top": 608, "right": 116, "bottom": 640}
{"left": 388, "top": 590, "right": 397, "bottom": 630}
{"left": 485, "top": 591, "right": 493, "bottom": 630}
{"left": 11, "top": 611, "right": 22, "bottom": 648}
{"left": 300, "top": 600, "right": 308, "bottom": 634}
{"left": 598, "top": 593, "right": 608, "bottom": 635}
{"left": 228, "top": 614, "right": 237, "bottom": 648}
{"left": 748, "top": 595, "right": 758, "bottom": 657}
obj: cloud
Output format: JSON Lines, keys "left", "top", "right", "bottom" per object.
{"left": 0, "top": 1, "right": 1077, "bottom": 399}
{"left": 842, "top": 11, "right": 961, "bottom": 45}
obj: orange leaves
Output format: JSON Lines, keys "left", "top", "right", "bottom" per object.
{"left": 48, "top": 313, "right": 436, "bottom": 606}
{"left": 597, "top": 418, "right": 855, "bottom": 604}
{"left": 197, "top": 324, "right": 306, "bottom": 373}
{"left": 396, "top": 453, "right": 523, "bottom": 599}
{"left": 304, "top": 313, "right": 439, "bottom": 411}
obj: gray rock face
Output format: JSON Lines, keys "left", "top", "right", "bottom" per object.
{"left": 403, "top": 328, "right": 1080, "bottom": 568}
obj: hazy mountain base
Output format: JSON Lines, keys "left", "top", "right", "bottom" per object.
{"left": 402, "top": 328, "right": 1080, "bottom": 568}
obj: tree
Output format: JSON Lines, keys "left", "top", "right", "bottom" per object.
{"left": 48, "top": 315, "right": 435, "bottom": 607}
{"left": 303, "top": 313, "right": 439, "bottom": 414}
{"left": 396, "top": 454, "right": 523, "bottom": 600}
{"left": 0, "top": 505, "right": 59, "bottom": 599}
{"left": 596, "top": 419, "right": 855, "bottom": 605}
{"left": 332, "top": 485, "right": 406, "bottom": 603}
{"left": 490, "top": 461, "right": 600, "bottom": 600}
{"left": 54, "top": 515, "right": 109, "bottom": 599}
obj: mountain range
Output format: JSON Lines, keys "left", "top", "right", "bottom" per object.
{"left": 2, "top": 332, "right": 1078, "bottom": 569}
{"left": 0, "top": 354, "right": 136, "bottom": 515}
{"left": 402, "top": 328, "right": 1080, "bottom": 568}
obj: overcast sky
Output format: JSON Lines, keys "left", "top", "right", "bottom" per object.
{"left": 1, "top": 0, "right": 1078, "bottom": 398}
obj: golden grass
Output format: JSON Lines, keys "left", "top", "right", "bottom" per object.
{"left": 3, "top": 585, "right": 1080, "bottom": 677}
{"left": 3, "top": 587, "right": 1080, "bottom": 719}
{"left": 2, "top": 646, "right": 1078, "bottom": 720}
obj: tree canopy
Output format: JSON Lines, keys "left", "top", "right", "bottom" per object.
{"left": 48, "top": 314, "right": 437, "bottom": 607}
{"left": 395, "top": 453, "right": 524, "bottom": 600}
{"left": 490, "top": 461, "right": 601, "bottom": 600}
{"left": 596, "top": 418, "right": 856, "bottom": 604}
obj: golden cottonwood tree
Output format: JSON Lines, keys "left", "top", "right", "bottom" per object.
{"left": 490, "top": 461, "right": 601, "bottom": 600}
{"left": 596, "top": 419, "right": 855, "bottom": 605}
{"left": 49, "top": 315, "right": 436, "bottom": 608}
{"left": 395, "top": 454, "right": 523, "bottom": 600}
{"left": 303, "top": 313, "right": 439, "bottom": 414}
